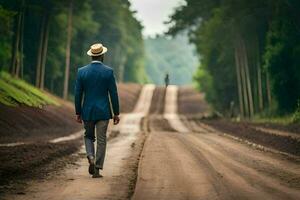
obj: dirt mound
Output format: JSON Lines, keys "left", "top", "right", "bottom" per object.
{"left": 177, "top": 85, "right": 300, "bottom": 156}
{"left": 178, "top": 86, "right": 210, "bottom": 116}
{"left": 0, "top": 104, "right": 81, "bottom": 143}
{"left": 202, "top": 119, "right": 300, "bottom": 156}
{"left": 0, "top": 140, "right": 81, "bottom": 192}
{"left": 0, "top": 83, "right": 142, "bottom": 144}
{"left": 149, "top": 86, "right": 165, "bottom": 114}
{"left": 0, "top": 83, "right": 142, "bottom": 196}
{"left": 251, "top": 122, "right": 300, "bottom": 136}
{"left": 118, "top": 83, "right": 142, "bottom": 113}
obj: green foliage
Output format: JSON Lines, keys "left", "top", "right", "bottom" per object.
{"left": 169, "top": 0, "right": 300, "bottom": 116}
{"left": 263, "top": 2, "right": 300, "bottom": 113}
{"left": 0, "top": 71, "right": 59, "bottom": 107}
{"left": 0, "top": 0, "right": 146, "bottom": 99}
{"left": 90, "top": 0, "right": 147, "bottom": 84}
{"left": 252, "top": 114, "right": 294, "bottom": 125}
{"left": 293, "top": 100, "right": 300, "bottom": 123}
{"left": 173, "top": 6, "right": 237, "bottom": 112}
{"left": 0, "top": 6, "right": 15, "bottom": 70}
{"left": 145, "top": 34, "right": 198, "bottom": 85}
{"left": 193, "top": 67, "right": 214, "bottom": 103}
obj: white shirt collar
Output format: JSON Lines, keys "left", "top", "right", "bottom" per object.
{"left": 91, "top": 60, "right": 102, "bottom": 64}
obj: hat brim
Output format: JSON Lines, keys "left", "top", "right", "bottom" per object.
{"left": 87, "top": 47, "right": 108, "bottom": 56}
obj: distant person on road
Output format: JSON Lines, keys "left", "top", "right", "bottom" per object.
{"left": 164, "top": 73, "right": 169, "bottom": 87}
{"left": 75, "top": 43, "right": 120, "bottom": 178}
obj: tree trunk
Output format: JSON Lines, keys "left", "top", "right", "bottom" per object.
{"left": 9, "top": 23, "right": 17, "bottom": 74}
{"left": 252, "top": 34, "right": 263, "bottom": 112}
{"left": 63, "top": 0, "right": 73, "bottom": 99}
{"left": 266, "top": 72, "right": 272, "bottom": 107}
{"left": 36, "top": 14, "right": 46, "bottom": 87}
{"left": 40, "top": 13, "right": 50, "bottom": 90}
{"left": 19, "top": 8, "right": 25, "bottom": 79}
{"left": 238, "top": 38, "right": 249, "bottom": 118}
{"left": 257, "top": 51, "right": 263, "bottom": 111}
{"left": 10, "top": 6, "right": 23, "bottom": 77}
{"left": 241, "top": 39, "right": 254, "bottom": 117}
{"left": 234, "top": 42, "right": 244, "bottom": 118}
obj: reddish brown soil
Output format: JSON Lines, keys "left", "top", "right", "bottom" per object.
{"left": 178, "top": 86, "right": 300, "bottom": 157}
{"left": 148, "top": 87, "right": 175, "bottom": 132}
{"left": 0, "top": 140, "right": 82, "bottom": 192}
{"left": 149, "top": 116, "right": 175, "bottom": 132}
{"left": 0, "top": 83, "right": 142, "bottom": 195}
{"left": 118, "top": 83, "right": 142, "bottom": 113}
{"left": 201, "top": 119, "right": 300, "bottom": 156}
{"left": 0, "top": 92, "right": 83, "bottom": 195}
{"left": 0, "top": 83, "right": 141, "bottom": 144}
{"left": 0, "top": 104, "right": 82, "bottom": 143}
{"left": 178, "top": 86, "right": 210, "bottom": 116}
{"left": 149, "top": 86, "right": 166, "bottom": 114}
{"left": 249, "top": 122, "right": 300, "bottom": 135}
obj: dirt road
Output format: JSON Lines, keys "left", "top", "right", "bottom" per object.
{"left": 133, "top": 85, "right": 300, "bottom": 200}
{"left": 2, "top": 84, "right": 300, "bottom": 200}
{"left": 2, "top": 85, "right": 154, "bottom": 200}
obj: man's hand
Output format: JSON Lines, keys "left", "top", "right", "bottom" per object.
{"left": 113, "top": 115, "right": 120, "bottom": 125}
{"left": 76, "top": 115, "right": 82, "bottom": 123}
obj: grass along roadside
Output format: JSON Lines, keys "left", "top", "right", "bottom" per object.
{"left": 0, "top": 71, "right": 59, "bottom": 107}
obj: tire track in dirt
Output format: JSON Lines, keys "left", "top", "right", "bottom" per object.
{"left": 2, "top": 85, "right": 155, "bottom": 200}
{"left": 0, "top": 83, "right": 143, "bottom": 197}
{"left": 177, "top": 85, "right": 300, "bottom": 157}
{"left": 148, "top": 86, "right": 175, "bottom": 132}
{"left": 133, "top": 85, "right": 300, "bottom": 200}
{"left": 149, "top": 86, "right": 166, "bottom": 114}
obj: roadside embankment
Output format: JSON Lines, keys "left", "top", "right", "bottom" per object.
{"left": 201, "top": 119, "right": 300, "bottom": 156}
{"left": 178, "top": 86, "right": 300, "bottom": 157}
{"left": 0, "top": 75, "right": 142, "bottom": 194}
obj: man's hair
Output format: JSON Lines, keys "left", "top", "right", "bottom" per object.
{"left": 92, "top": 54, "right": 104, "bottom": 62}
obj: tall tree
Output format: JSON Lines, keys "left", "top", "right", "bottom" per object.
{"left": 19, "top": 5, "right": 24, "bottom": 78}
{"left": 0, "top": 0, "right": 147, "bottom": 99}
{"left": 35, "top": 11, "right": 46, "bottom": 88}
{"left": 40, "top": 12, "right": 50, "bottom": 89}
{"left": 10, "top": 0, "right": 24, "bottom": 77}
{"left": 234, "top": 40, "right": 244, "bottom": 118}
{"left": 0, "top": 6, "right": 15, "bottom": 70}
{"left": 169, "top": 0, "right": 300, "bottom": 116}
{"left": 63, "top": 0, "right": 73, "bottom": 99}
{"left": 36, "top": 8, "right": 50, "bottom": 89}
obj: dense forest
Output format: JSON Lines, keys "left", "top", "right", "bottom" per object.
{"left": 145, "top": 34, "right": 198, "bottom": 85}
{"left": 169, "top": 0, "right": 300, "bottom": 119}
{"left": 1, "top": 0, "right": 299, "bottom": 120}
{"left": 0, "top": 0, "right": 147, "bottom": 99}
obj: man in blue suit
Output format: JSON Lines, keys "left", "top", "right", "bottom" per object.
{"left": 75, "top": 43, "right": 120, "bottom": 178}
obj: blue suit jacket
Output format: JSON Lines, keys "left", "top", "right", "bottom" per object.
{"left": 74, "top": 61, "right": 120, "bottom": 121}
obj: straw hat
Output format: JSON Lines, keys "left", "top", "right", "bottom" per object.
{"left": 87, "top": 43, "right": 108, "bottom": 56}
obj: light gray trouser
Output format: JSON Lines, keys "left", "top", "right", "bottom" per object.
{"left": 83, "top": 120, "right": 109, "bottom": 169}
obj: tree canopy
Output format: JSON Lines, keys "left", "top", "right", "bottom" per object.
{"left": 0, "top": 0, "right": 147, "bottom": 99}
{"left": 169, "top": 0, "right": 300, "bottom": 117}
